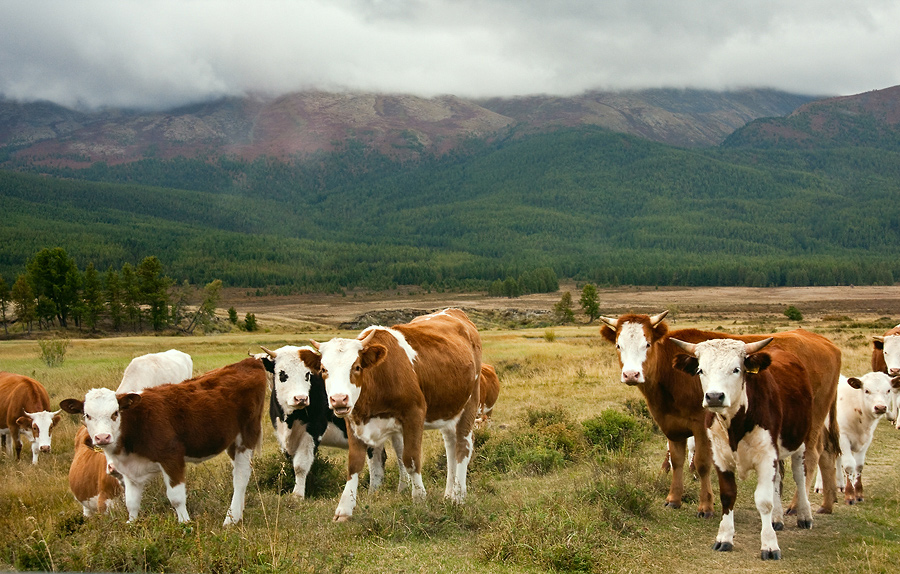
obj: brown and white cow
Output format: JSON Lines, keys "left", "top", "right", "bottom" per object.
{"left": 60, "top": 357, "right": 268, "bottom": 525}
{"left": 69, "top": 425, "right": 124, "bottom": 516}
{"left": 600, "top": 311, "right": 841, "bottom": 516}
{"left": 476, "top": 363, "right": 500, "bottom": 427}
{"left": 870, "top": 325, "right": 900, "bottom": 427}
{"left": 0, "top": 372, "right": 61, "bottom": 463}
{"left": 305, "top": 308, "right": 482, "bottom": 521}
{"left": 672, "top": 338, "right": 813, "bottom": 560}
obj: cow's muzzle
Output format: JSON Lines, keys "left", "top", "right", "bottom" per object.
{"left": 704, "top": 392, "right": 726, "bottom": 408}
{"left": 330, "top": 394, "right": 351, "bottom": 417}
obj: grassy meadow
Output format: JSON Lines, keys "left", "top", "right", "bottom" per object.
{"left": 1, "top": 310, "right": 900, "bottom": 573}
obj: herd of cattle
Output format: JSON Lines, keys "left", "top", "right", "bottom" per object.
{"left": 1, "top": 308, "right": 900, "bottom": 560}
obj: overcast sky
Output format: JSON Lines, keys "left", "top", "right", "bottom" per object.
{"left": 2, "top": 0, "right": 898, "bottom": 111}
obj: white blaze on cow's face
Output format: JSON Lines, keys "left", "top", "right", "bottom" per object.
{"left": 881, "top": 335, "right": 900, "bottom": 376}
{"left": 317, "top": 337, "right": 366, "bottom": 418}
{"left": 847, "top": 372, "right": 900, "bottom": 416}
{"left": 268, "top": 345, "right": 317, "bottom": 415}
{"left": 81, "top": 388, "right": 127, "bottom": 447}
{"left": 615, "top": 322, "right": 652, "bottom": 384}
{"left": 689, "top": 339, "right": 753, "bottom": 414}
{"left": 19, "top": 410, "right": 61, "bottom": 452}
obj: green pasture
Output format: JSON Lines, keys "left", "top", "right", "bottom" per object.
{"left": 1, "top": 315, "right": 899, "bottom": 573}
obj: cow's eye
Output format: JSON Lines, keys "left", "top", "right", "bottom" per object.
{"left": 305, "top": 372, "right": 311, "bottom": 381}
{"left": 321, "top": 369, "right": 328, "bottom": 378}
{"left": 645, "top": 342, "right": 651, "bottom": 349}
{"left": 615, "top": 344, "right": 621, "bottom": 350}
{"left": 111, "top": 411, "right": 118, "bottom": 421}
{"left": 84, "top": 414, "right": 92, "bottom": 421}
{"left": 733, "top": 368, "right": 740, "bottom": 374}
{"left": 354, "top": 365, "right": 361, "bottom": 373}
{"left": 696, "top": 369, "right": 703, "bottom": 375}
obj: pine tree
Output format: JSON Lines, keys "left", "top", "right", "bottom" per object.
{"left": 580, "top": 284, "right": 600, "bottom": 322}
{"left": 553, "top": 291, "right": 575, "bottom": 324}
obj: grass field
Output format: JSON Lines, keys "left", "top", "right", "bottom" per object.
{"left": 1, "top": 303, "right": 900, "bottom": 573}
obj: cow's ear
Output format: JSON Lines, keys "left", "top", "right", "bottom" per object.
{"left": 299, "top": 349, "right": 322, "bottom": 372}
{"left": 846, "top": 377, "right": 863, "bottom": 390}
{"left": 891, "top": 376, "right": 900, "bottom": 390}
{"left": 600, "top": 325, "right": 617, "bottom": 344}
{"left": 672, "top": 354, "right": 699, "bottom": 376}
{"left": 874, "top": 340, "right": 885, "bottom": 350}
{"left": 651, "top": 321, "right": 669, "bottom": 343}
{"left": 744, "top": 353, "right": 772, "bottom": 374}
{"left": 260, "top": 356, "right": 275, "bottom": 373}
{"left": 51, "top": 413, "right": 61, "bottom": 426}
{"left": 15, "top": 415, "right": 32, "bottom": 427}
{"left": 60, "top": 398, "right": 84, "bottom": 415}
{"left": 118, "top": 393, "right": 142, "bottom": 411}
{"left": 360, "top": 344, "right": 388, "bottom": 369}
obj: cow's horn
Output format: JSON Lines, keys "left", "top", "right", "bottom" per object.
{"left": 360, "top": 329, "right": 377, "bottom": 345}
{"left": 744, "top": 337, "right": 773, "bottom": 355}
{"left": 599, "top": 316, "right": 618, "bottom": 329}
{"left": 260, "top": 346, "right": 277, "bottom": 359}
{"left": 873, "top": 336, "right": 885, "bottom": 343}
{"left": 669, "top": 338, "right": 696, "bottom": 355}
{"left": 310, "top": 340, "right": 322, "bottom": 351}
{"left": 650, "top": 310, "right": 669, "bottom": 327}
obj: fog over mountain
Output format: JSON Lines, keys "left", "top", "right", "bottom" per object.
{"left": 2, "top": 0, "right": 899, "bottom": 111}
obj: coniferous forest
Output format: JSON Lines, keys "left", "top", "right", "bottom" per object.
{"left": 2, "top": 126, "right": 900, "bottom": 298}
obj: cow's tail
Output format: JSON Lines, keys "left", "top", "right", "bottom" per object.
{"left": 822, "top": 392, "right": 841, "bottom": 457}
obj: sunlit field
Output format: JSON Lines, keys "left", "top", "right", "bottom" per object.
{"left": 1, "top": 308, "right": 899, "bottom": 573}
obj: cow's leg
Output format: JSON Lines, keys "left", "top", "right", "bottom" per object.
{"left": 714, "top": 469, "right": 737, "bottom": 552}
{"left": 756, "top": 459, "right": 781, "bottom": 560}
{"left": 447, "top": 391, "right": 478, "bottom": 503}
{"left": 808, "top": 430, "right": 836, "bottom": 514}
{"left": 30, "top": 440, "right": 40, "bottom": 464}
{"left": 440, "top": 426, "right": 458, "bottom": 499}
{"left": 390, "top": 434, "right": 409, "bottom": 493}
{"left": 224, "top": 447, "right": 252, "bottom": 526}
{"left": 791, "top": 450, "right": 813, "bottom": 529}
{"left": 367, "top": 445, "right": 387, "bottom": 492}
{"left": 853, "top": 445, "right": 869, "bottom": 502}
{"left": 772, "top": 464, "right": 784, "bottom": 531}
{"left": 160, "top": 464, "right": 190, "bottom": 523}
{"left": 334, "top": 433, "right": 368, "bottom": 521}
{"left": 12, "top": 426, "right": 23, "bottom": 461}
{"left": 664, "top": 438, "right": 686, "bottom": 510}
{"left": 691, "top": 432, "right": 715, "bottom": 518}
{"left": 122, "top": 475, "right": 146, "bottom": 523}
{"left": 400, "top": 420, "right": 426, "bottom": 503}
{"left": 290, "top": 432, "right": 316, "bottom": 498}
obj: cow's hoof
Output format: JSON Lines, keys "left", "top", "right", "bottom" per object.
{"left": 784, "top": 507, "right": 797, "bottom": 516}
{"left": 713, "top": 541, "right": 733, "bottom": 552}
{"left": 761, "top": 549, "right": 781, "bottom": 560}
{"left": 772, "top": 521, "right": 784, "bottom": 531}
{"left": 697, "top": 510, "right": 714, "bottom": 519}
{"left": 815, "top": 507, "right": 833, "bottom": 515}
{"left": 664, "top": 501, "right": 682, "bottom": 510}
{"left": 333, "top": 514, "right": 351, "bottom": 523}
{"left": 856, "top": 497, "right": 864, "bottom": 503}
{"left": 797, "top": 519, "right": 812, "bottom": 529}
{"left": 846, "top": 499, "right": 856, "bottom": 506}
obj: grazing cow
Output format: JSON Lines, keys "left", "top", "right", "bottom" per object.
{"left": 600, "top": 311, "right": 841, "bottom": 516}
{"left": 0, "top": 373, "right": 61, "bottom": 463}
{"left": 871, "top": 325, "right": 900, "bottom": 428}
{"left": 60, "top": 357, "right": 268, "bottom": 525}
{"left": 258, "top": 345, "right": 402, "bottom": 498}
{"left": 815, "top": 373, "right": 900, "bottom": 504}
{"left": 672, "top": 338, "right": 813, "bottom": 560}
{"left": 305, "top": 308, "right": 482, "bottom": 521}
{"left": 69, "top": 425, "right": 124, "bottom": 516}
{"left": 116, "top": 349, "right": 193, "bottom": 394}
{"left": 476, "top": 363, "right": 500, "bottom": 427}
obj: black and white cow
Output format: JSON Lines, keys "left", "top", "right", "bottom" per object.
{"left": 259, "top": 346, "right": 405, "bottom": 498}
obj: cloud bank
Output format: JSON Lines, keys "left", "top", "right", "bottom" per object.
{"left": 2, "top": 0, "right": 899, "bottom": 110}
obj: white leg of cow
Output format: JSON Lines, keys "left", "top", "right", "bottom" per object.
{"left": 440, "top": 427, "right": 458, "bottom": 499}
{"left": 367, "top": 445, "right": 386, "bottom": 492}
{"left": 771, "top": 466, "right": 784, "bottom": 531}
{"left": 291, "top": 433, "right": 316, "bottom": 498}
{"left": 756, "top": 461, "right": 780, "bottom": 560}
{"left": 449, "top": 430, "right": 473, "bottom": 503}
{"left": 715, "top": 510, "right": 735, "bottom": 550}
{"left": 390, "top": 434, "right": 409, "bottom": 493}
{"left": 122, "top": 475, "right": 146, "bottom": 523}
{"left": 791, "top": 451, "right": 813, "bottom": 528}
{"left": 225, "top": 448, "right": 252, "bottom": 526}
{"left": 161, "top": 469, "right": 191, "bottom": 523}
{"left": 838, "top": 433, "right": 856, "bottom": 487}
{"left": 406, "top": 466, "right": 426, "bottom": 502}
{"left": 335, "top": 472, "right": 359, "bottom": 520}
{"left": 31, "top": 441, "right": 40, "bottom": 464}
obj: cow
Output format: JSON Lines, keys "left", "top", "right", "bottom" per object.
{"left": 600, "top": 311, "right": 841, "bottom": 517}
{"left": 69, "top": 425, "right": 124, "bottom": 517}
{"left": 815, "top": 372, "right": 900, "bottom": 504}
{"left": 304, "top": 308, "right": 482, "bottom": 521}
{"left": 870, "top": 325, "right": 900, "bottom": 428}
{"left": 59, "top": 357, "right": 268, "bottom": 525}
{"left": 0, "top": 372, "right": 61, "bottom": 463}
{"left": 672, "top": 338, "right": 813, "bottom": 560}
{"left": 257, "top": 345, "right": 403, "bottom": 498}
{"left": 116, "top": 349, "right": 193, "bottom": 394}
{"left": 476, "top": 363, "right": 500, "bottom": 427}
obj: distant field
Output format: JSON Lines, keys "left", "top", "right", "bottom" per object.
{"left": 1, "top": 291, "right": 899, "bottom": 573}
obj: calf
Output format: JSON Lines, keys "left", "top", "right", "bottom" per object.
{"left": 60, "top": 357, "right": 268, "bottom": 525}
{"left": 307, "top": 308, "right": 482, "bottom": 521}
{"left": 672, "top": 338, "right": 813, "bottom": 560}
{"left": 0, "top": 372, "right": 61, "bottom": 463}
{"left": 259, "top": 345, "right": 402, "bottom": 498}
{"left": 69, "top": 425, "right": 124, "bottom": 516}
{"left": 816, "top": 372, "right": 900, "bottom": 504}
{"left": 476, "top": 363, "right": 500, "bottom": 427}
{"left": 116, "top": 349, "right": 193, "bottom": 394}
{"left": 871, "top": 325, "right": 900, "bottom": 428}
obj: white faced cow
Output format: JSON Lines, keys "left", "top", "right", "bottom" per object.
{"left": 116, "top": 349, "right": 193, "bottom": 394}
{"left": 305, "top": 308, "right": 482, "bottom": 521}
{"left": 258, "top": 345, "right": 404, "bottom": 499}
{"left": 672, "top": 338, "right": 814, "bottom": 561}
{"left": 60, "top": 357, "right": 268, "bottom": 525}
{"left": 0, "top": 372, "right": 61, "bottom": 464}
{"left": 871, "top": 326, "right": 900, "bottom": 428}
{"left": 816, "top": 372, "right": 900, "bottom": 504}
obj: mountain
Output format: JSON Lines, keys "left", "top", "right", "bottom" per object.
{"left": 0, "top": 88, "right": 815, "bottom": 168}
{"left": 724, "top": 85, "right": 900, "bottom": 150}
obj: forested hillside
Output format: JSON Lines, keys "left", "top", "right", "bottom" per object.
{"left": 2, "top": 125, "right": 900, "bottom": 291}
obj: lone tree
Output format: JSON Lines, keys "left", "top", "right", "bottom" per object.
{"left": 580, "top": 283, "right": 600, "bottom": 322}
{"left": 553, "top": 292, "right": 575, "bottom": 324}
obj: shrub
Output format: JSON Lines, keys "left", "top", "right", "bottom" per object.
{"left": 38, "top": 337, "right": 69, "bottom": 367}
{"left": 243, "top": 312, "right": 258, "bottom": 331}
{"left": 582, "top": 409, "right": 650, "bottom": 452}
{"left": 784, "top": 305, "right": 803, "bottom": 321}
